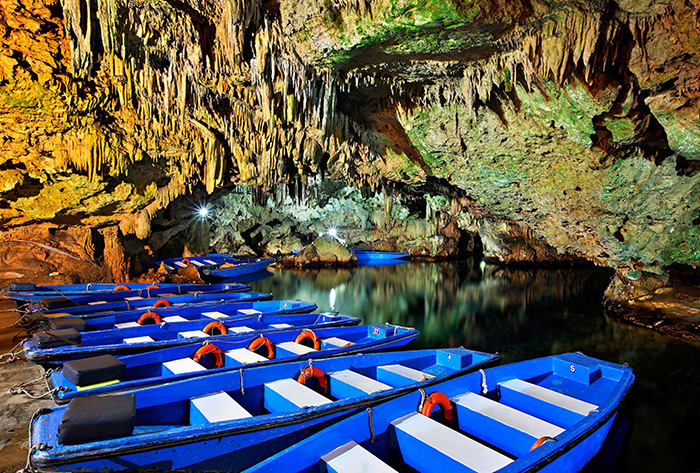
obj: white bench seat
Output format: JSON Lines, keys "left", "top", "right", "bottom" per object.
{"left": 124, "top": 296, "right": 144, "bottom": 301}
{"left": 393, "top": 413, "right": 513, "bottom": 473}
{"left": 174, "top": 261, "right": 187, "bottom": 267}
{"left": 270, "top": 323, "right": 292, "bottom": 329}
{"left": 330, "top": 370, "right": 392, "bottom": 395}
{"left": 190, "top": 391, "right": 251, "bottom": 424}
{"left": 162, "top": 316, "right": 188, "bottom": 323}
{"left": 191, "top": 260, "right": 205, "bottom": 266}
{"left": 323, "top": 337, "right": 354, "bottom": 347}
{"left": 225, "top": 348, "right": 268, "bottom": 365}
{"left": 114, "top": 321, "right": 140, "bottom": 329}
{"left": 237, "top": 309, "right": 262, "bottom": 316}
{"left": 453, "top": 392, "right": 564, "bottom": 455}
{"left": 322, "top": 441, "right": 397, "bottom": 473}
{"left": 276, "top": 341, "right": 316, "bottom": 355}
{"left": 163, "top": 357, "right": 206, "bottom": 375}
{"left": 228, "top": 326, "right": 254, "bottom": 334}
{"left": 178, "top": 330, "right": 209, "bottom": 339}
{"left": 499, "top": 379, "right": 598, "bottom": 416}
{"left": 123, "top": 336, "right": 154, "bottom": 344}
{"left": 379, "top": 364, "right": 434, "bottom": 382}
{"left": 264, "top": 378, "right": 330, "bottom": 412}
{"left": 202, "top": 311, "right": 228, "bottom": 319}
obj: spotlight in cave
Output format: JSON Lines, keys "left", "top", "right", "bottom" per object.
{"left": 195, "top": 204, "right": 211, "bottom": 219}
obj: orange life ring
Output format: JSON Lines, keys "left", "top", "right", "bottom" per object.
{"left": 248, "top": 337, "right": 274, "bottom": 359}
{"left": 296, "top": 366, "right": 327, "bottom": 393}
{"left": 220, "top": 263, "right": 236, "bottom": 268}
{"left": 137, "top": 311, "right": 162, "bottom": 325}
{"left": 294, "top": 329, "right": 320, "bottom": 350}
{"left": 421, "top": 392, "right": 454, "bottom": 422}
{"left": 114, "top": 284, "right": 130, "bottom": 291}
{"left": 152, "top": 299, "right": 171, "bottom": 308}
{"left": 181, "top": 258, "right": 190, "bottom": 265}
{"left": 193, "top": 344, "right": 224, "bottom": 368}
{"left": 529, "top": 436, "right": 556, "bottom": 451}
{"left": 203, "top": 321, "right": 228, "bottom": 336}
{"left": 146, "top": 284, "right": 160, "bottom": 290}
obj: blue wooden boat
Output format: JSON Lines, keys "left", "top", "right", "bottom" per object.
{"left": 24, "top": 307, "right": 344, "bottom": 363}
{"left": 201, "top": 258, "right": 274, "bottom": 279}
{"left": 28, "top": 345, "right": 498, "bottom": 471}
{"left": 1, "top": 282, "right": 215, "bottom": 296}
{"left": 149, "top": 254, "right": 238, "bottom": 272}
{"left": 7, "top": 283, "right": 250, "bottom": 304}
{"left": 352, "top": 248, "right": 410, "bottom": 262}
{"left": 47, "top": 324, "right": 426, "bottom": 403}
{"left": 39, "top": 300, "right": 317, "bottom": 331}
{"left": 32, "top": 290, "right": 272, "bottom": 316}
{"left": 244, "top": 352, "right": 634, "bottom": 473}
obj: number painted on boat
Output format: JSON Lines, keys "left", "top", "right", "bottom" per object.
{"left": 372, "top": 327, "right": 381, "bottom": 336}
{"left": 570, "top": 364, "right": 576, "bottom": 373}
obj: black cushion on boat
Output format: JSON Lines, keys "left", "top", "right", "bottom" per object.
{"left": 32, "top": 328, "right": 81, "bottom": 348}
{"left": 57, "top": 394, "right": 135, "bottom": 445}
{"left": 9, "top": 283, "right": 36, "bottom": 291}
{"left": 48, "top": 317, "right": 87, "bottom": 332}
{"left": 39, "top": 297, "right": 73, "bottom": 310}
{"left": 63, "top": 355, "right": 126, "bottom": 387}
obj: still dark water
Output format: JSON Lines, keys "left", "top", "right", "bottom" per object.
{"left": 246, "top": 260, "right": 700, "bottom": 473}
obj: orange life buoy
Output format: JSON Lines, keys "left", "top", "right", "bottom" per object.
{"left": 294, "top": 329, "right": 320, "bottom": 350}
{"left": 181, "top": 258, "right": 190, "bottom": 265}
{"left": 529, "top": 436, "right": 556, "bottom": 451}
{"left": 193, "top": 344, "right": 224, "bottom": 368}
{"left": 421, "top": 392, "right": 454, "bottom": 422}
{"left": 146, "top": 284, "right": 160, "bottom": 290}
{"left": 296, "top": 366, "right": 327, "bottom": 393}
{"left": 248, "top": 337, "right": 274, "bottom": 359}
{"left": 137, "top": 311, "right": 162, "bottom": 325}
{"left": 152, "top": 299, "right": 172, "bottom": 308}
{"left": 114, "top": 284, "right": 130, "bottom": 291}
{"left": 220, "top": 263, "right": 236, "bottom": 268}
{"left": 203, "top": 321, "right": 228, "bottom": 336}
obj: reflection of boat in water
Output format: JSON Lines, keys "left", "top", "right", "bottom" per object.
{"left": 352, "top": 248, "right": 410, "bottom": 263}
{"left": 356, "top": 258, "right": 409, "bottom": 267}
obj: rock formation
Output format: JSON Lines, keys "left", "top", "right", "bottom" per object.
{"left": 1, "top": 0, "right": 699, "bottom": 331}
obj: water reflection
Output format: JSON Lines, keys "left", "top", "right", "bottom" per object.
{"left": 252, "top": 261, "right": 700, "bottom": 472}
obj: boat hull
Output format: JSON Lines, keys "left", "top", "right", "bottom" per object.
{"left": 202, "top": 259, "right": 274, "bottom": 279}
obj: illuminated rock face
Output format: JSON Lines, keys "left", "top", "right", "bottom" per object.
{"left": 0, "top": 0, "right": 698, "bottom": 286}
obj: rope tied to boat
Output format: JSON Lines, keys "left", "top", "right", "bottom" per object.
{"left": 239, "top": 369, "right": 245, "bottom": 396}
{"left": 9, "top": 369, "right": 59, "bottom": 399}
{"left": 0, "top": 340, "right": 24, "bottom": 364}
{"left": 417, "top": 388, "right": 427, "bottom": 413}
{"left": 479, "top": 369, "right": 488, "bottom": 395}
{"left": 366, "top": 408, "right": 376, "bottom": 443}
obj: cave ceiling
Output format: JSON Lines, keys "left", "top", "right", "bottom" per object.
{"left": 0, "top": 0, "right": 699, "bottom": 274}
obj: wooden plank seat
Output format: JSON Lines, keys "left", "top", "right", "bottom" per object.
{"left": 322, "top": 441, "right": 398, "bottom": 473}
{"left": 264, "top": 378, "right": 330, "bottom": 413}
{"left": 453, "top": 392, "right": 564, "bottom": 456}
{"left": 329, "top": 370, "right": 392, "bottom": 399}
{"left": 392, "top": 412, "right": 513, "bottom": 473}
{"left": 269, "top": 323, "right": 292, "bottom": 329}
{"left": 162, "top": 316, "right": 188, "bottom": 323}
{"left": 174, "top": 262, "right": 187, "bottom": 268}
{"left": 190, "top": 391, "right": 251, "bottom": 425}
{"left": 202, "top": 311, "right": 228, "bottom": 319}
{"left": 498, "top": 379, "right": 599, "bottom": 428}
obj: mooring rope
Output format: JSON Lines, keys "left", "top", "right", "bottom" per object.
{"left": 0, "top": 340, "right": 24, "bottom": 364}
